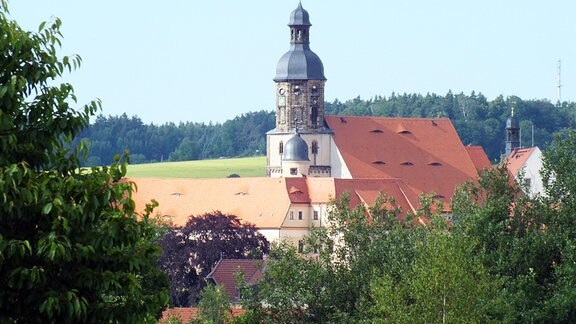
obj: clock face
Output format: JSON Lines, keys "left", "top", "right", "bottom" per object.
{"left": 278, "top": 88, "right": 285, "bottom": 95}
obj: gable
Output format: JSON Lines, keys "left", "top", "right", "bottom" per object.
{"left": 506, "top": 147, "right": 538, "bottom": 178}
{"left": 206, "top": 259, "right": 264, "bottom": 300}
{"left": 466, "top": 145, "right": 492, "bottom": 172}
{"left": 333, "top": 178, "right": 424, "bottom": 217}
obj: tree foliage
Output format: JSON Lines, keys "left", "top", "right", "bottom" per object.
{"left": 77, "top": 93, "right": 576, "bottom": 165}
{"left": 0, "top": 3, "right": 169, "bottom": 322}
{"left": 80, "top": 110, "right": 274, "bottom": 165}
{"left": 325, "top": 92, "right": 575, "bottom": 161}
{"left": 450, "top": 132, "right": 576, "bottom": 322}
{"left": 192, "top": 285, "right": 232, "bottom": 324}
{"left": 239, "top": 131, "right": 576, "bottom": 322}
{"left": 158, "top": 211, "right": 269, "bottom": 307}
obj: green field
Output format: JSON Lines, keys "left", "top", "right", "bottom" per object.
{"left": 125, "top": 156, "right": 267, "bottom": 178}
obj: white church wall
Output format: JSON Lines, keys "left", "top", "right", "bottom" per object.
{"left": 329, "top": 140, "right": 352, "bottom": 179}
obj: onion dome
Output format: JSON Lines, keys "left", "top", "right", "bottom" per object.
{"left": 283, "top": 133, "right": 309, "bottom": 161}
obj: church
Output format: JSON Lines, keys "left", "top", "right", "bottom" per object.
{"left": 131, "top": 3, "right": 491, "bottom": 246}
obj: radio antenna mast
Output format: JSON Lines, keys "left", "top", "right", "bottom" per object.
{"left": 557, "top": 59, "right": 563, "bottom": 107}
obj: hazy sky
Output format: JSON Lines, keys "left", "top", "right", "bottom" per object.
{"left": 9, "top": 0, "right": 576, "bottom": 124}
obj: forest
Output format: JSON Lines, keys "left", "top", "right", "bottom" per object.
{"left": 80, "top": 92, "right": 576, "bottom": 166}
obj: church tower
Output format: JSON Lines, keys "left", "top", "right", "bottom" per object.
{"left": 505, "top": 107, "right": 520, "bottom": 157}
{"left": 267, "top": 2, "right": 334, "bottom": 178}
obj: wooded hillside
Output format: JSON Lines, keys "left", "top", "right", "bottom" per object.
{"left": 79, "top": 92, "right": 576, "bottom": 165}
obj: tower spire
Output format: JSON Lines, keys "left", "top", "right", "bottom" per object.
{"left": 273, "top": 2, "right": 326, "bottom": 132}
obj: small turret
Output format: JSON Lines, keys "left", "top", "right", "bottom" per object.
{"left": 282, "top": 131, "right": 310, "bottom": 177}
{"left": 505, "top": 107, "right": 520, "bottom": 157}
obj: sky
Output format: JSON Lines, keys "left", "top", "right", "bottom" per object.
{"left": 9, "top": 0, "right": 576, "bottom": 124}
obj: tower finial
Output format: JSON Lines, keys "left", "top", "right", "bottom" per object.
{"left": 511, "top": 106, "right": 515, "bottom": 117}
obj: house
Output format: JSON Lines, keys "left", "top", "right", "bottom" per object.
{"left": 503, "top": 108, "right": 544, "bottom": 197}
{"left": 506, "top": 147, "right": 544, "bottom": 197}
{"left": 206, "top": 259, "right": 265, "bottom": 302}
{"left": 131, "top": 3, "right": 490, "bottom": 246}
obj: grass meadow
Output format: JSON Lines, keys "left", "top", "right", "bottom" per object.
{"left": 125, "top": 156, "right": 266, "bottom": 178}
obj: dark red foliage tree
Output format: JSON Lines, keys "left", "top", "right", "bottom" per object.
{"left": 158, "top": 211, "right": 269, "bottom": 306}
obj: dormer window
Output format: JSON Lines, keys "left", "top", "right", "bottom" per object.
{"left": 428, "top": 162, "right": 442, "bottom": 166}
{"left": 370, "top": 129, "right": 383, "bottom": 133}
{"left": 401, "top": 162, "right": 414, "bottom": 166}
{"left": 372, "top": 160, "right": 386, "bottom": 165}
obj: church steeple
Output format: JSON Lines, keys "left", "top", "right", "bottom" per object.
{"left": 274, "top": 2, "right": 326, "bottom": 133}
{"left": 505, "top": 107, "right": 520, "bottom": 157}
{"left": 267, "top": 3, "right": 332, "bottom": 178}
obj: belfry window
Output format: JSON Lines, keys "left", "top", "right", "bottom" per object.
{"left": 311, "top": 106, "right": 318, "bottom": 126}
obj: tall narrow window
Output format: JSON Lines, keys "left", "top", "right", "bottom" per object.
{"left": 311, "top": 141, "right": 319, "bottom": 165}
{"left": 279, "top": 141, "right": 284, "bottom": 154}
{"left": 298, "top": 211, "right": 303, "bottom": 220}
{"left": 311, "top": 141, "right": 318, "bottom": 154}
{"left": 313, "top": 211, "right": 319, "bottom": 220}
{"left": 311, "top": 106, "right": 318, "bottom": 126}
{"left": 289, "top": 211, "right": 294, "bottom": 220}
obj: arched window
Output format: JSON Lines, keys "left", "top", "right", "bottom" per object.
{"left": 279, "top": 141, "right": 284, "bottom": 154}
{"left": 311, "top": 106, "right": 318, "bottom": 126}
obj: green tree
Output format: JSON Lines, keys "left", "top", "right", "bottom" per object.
{"left": 367, "top": 218, "right": 502, "bottom": 323}
{"left": 239, "top": 194, "right": 420, "bottom": 322}
{"left": 451, "top": 146, "right": 576, "bottom": 322}
{"left": 193, "top": 285, "right": 232, "bottom": 324}
{"left": 0, "top": 3, "right": 169, "bottom": 322}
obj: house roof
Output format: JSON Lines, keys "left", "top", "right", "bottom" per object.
{"left": 334, "top": 178, "right": 424, "bottom": 216}
{"left": 325, "top": 116, "right": 481, "bottom": 202}
{"left": 465, "top": 145, "right": 492, "bottom": 172}
{"left": 130, "top": 177, "right": 291, "bottom": 228}
{"left": 130, "top": 176, "right": 431, "bottom": 230}
{"left": 160, "top": 307, "right": 246, "bottom": 323}
{"left": 206, "top": 259, "right": 264, "bottom": 300}
{"left": 506, "top": 147, "right": 538, "bottom": 177}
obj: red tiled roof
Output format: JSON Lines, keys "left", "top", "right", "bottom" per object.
{"left": 285, "top": 177, "right": 311, "bottom": 204}
{"left": 130, "top": 177, "right": 291, "bottom": 228}
{"left": 160, "top": 307, "right": 198, "bottom": 323}
{"left": 465, "top": 145, "right": 492, "bottom": 171}
{"left": 206, "top": 259, "right": 264, "bottom": 300}
{"left": 160, "top": 307, "right": 246, "bottom": 323}
{"left": 506, "top": 147, "right": 537, "bottom": 177}
{"left": 334, "top": 178, "right": 423, "bottom": 217}
{"left": 326, "top": 116, "right": 481, "bottom": 203}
